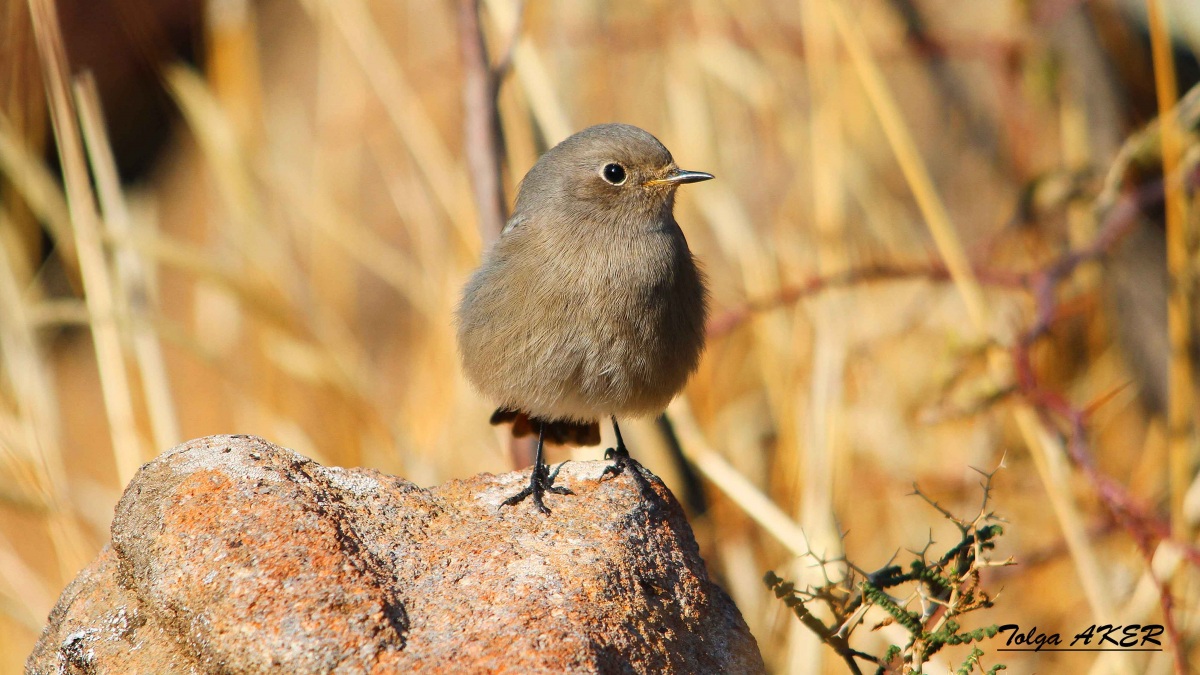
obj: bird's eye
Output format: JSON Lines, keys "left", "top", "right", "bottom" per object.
{"left": 601, "top": 163, "right": 627, "bottom": 185}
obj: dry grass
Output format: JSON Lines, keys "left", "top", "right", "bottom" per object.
{"left": 2, "top": 0, "right": 1199, "bottom": 672}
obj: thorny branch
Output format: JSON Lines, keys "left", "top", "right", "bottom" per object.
{"left": 707, "top": 168, "right": 1192, "bottom": 341}
{"left": 767, "top": 470, "right": 1011, "bottom": 674}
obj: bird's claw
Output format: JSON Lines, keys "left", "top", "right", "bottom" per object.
{"left": 600, "top": 445, "right": 642, "bottom": 484}
{"left": 600, "top": 445, "right": 623, "bottom": 479}
{"left": 502, "top": 462, "right": 573, "bottom": 514}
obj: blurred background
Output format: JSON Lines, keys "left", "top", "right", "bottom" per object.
{"left": 2, "top": 0, "right": 1200, "bottom": 672}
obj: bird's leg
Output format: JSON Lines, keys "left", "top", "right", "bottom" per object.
{"left": 600, "top": 416, "right": 651, "bottom": 490}
{"left": 502, "top": 423, "right": 574, "bottom": 514}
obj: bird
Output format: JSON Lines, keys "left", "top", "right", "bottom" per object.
{"left": 456, "top": 123, "right": 711, "bottom": 514}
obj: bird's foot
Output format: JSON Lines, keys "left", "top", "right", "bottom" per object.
{"left": 600, "top": 445, "right": 653, "bottom": 493}
{"left": 502, "top": 461, "right": 574, "bottom": 514}
{"left": 600, "top": 445, "right": 630, "bottom": 480}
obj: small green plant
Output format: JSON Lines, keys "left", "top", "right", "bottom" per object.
{"left": 765, "top": 469, "right": 1012, "bottom": 674}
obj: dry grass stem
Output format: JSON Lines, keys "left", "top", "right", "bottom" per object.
{"left": 74, "top": 74, "right": 181, "bottom": 452}
{"left": 28, "top": 0, "right": 144, "bottom": 486}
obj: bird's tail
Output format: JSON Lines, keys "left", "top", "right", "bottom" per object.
{"left": 489, "top": 408, "right": 601, "bottom": 446}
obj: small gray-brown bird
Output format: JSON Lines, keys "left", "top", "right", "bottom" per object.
{"left": 457, "top": 123, "right": 711, "bottom": 513}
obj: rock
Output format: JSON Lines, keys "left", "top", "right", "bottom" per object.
{"left": 28, "top": 435, "right": 764, "bottom": 674}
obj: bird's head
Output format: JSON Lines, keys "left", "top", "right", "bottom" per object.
{"left": 511, "top": 123, "right": 712, "bottom": 233}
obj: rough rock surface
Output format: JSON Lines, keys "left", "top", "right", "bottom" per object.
{"left": 28, "top": 435, "right": 764, "bottom": 674}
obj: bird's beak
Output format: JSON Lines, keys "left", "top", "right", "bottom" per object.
{"left": 646, "top": 168, "right": 714, "bottom": 186}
